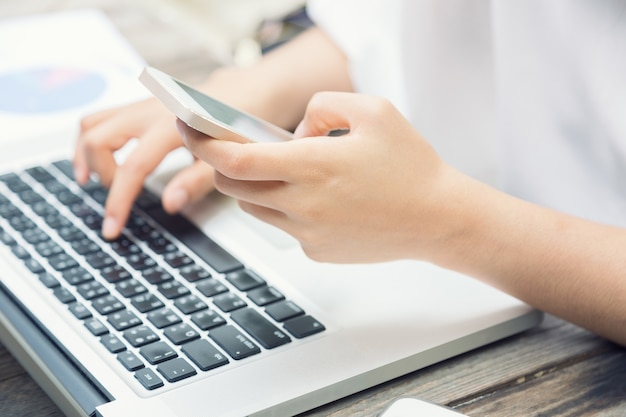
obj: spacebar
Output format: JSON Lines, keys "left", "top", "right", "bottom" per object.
{"left": 147, "top": 207, "right": 243, "bottom": 273}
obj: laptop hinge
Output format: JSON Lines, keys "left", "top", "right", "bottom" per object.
{"left": 0, "top": 282, "right": 111, "bottom": 417}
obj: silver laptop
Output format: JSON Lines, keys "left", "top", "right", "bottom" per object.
{"left": 0, "top": 10, "right": 543, "bottom": 417}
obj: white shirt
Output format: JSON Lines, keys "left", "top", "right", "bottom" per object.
{"left": 307, "top": 0, "right": 626, "bottom": 227}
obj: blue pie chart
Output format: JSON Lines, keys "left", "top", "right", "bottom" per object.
{"left": 0, "top": 67, "right": 107, "bottom": 114}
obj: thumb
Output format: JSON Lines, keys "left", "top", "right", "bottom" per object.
{"left": 294, "top": 92, "right": 355, "bottom": 138}
{"left": 161, "top": 159, "right": 216, "bottom": 214}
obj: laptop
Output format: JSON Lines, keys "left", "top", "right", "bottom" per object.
{"left": 0, "top": 9, "right": 543, "bottom": 417}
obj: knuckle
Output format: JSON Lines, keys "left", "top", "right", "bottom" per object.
{"left": 220, "top": 147, "right": 252, "bottom": 178}
{"left": 367, "top": 95, "right": 394, "bottom": 115}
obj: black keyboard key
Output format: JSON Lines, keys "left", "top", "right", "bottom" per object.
{"left": 109, "top": 236, "right": 140, "bottom": 256}
{"left": 0, "top": 228, "right": 16, "bottom": 246}
{"left": 22, "top": 228, "right": 49, "bottom": 245}
{"left": 11, "top": 245, "right": 30, "bottom": 260}
{"left": 283, "top": 315, "right": 325, "bottom": 339}
{"left": 163, "top": 250, "right": 193, "bottom": 268}
{"left": 134, "top": 191, "right": 161, "bottom": 210}
{"left": 174, "top": 295, "right": 207, "bottom": 315}
{"left": 34, "top": 240, "right": 64, "bottom": 258}
{"left": 195, "top": 278, "right": 228, "bottom": 297}
{"left": 24, "top": 258, "right": 45, "bottom": 274}
{"left": 157, "top": 281, "right": 190, "bottom": 299}
{"left": 247, "top": 286, "right": 285, "bottom": 307}
{"left": 164, "top": 323, "right": 200, "bottom": 345}
{"left": 157, "top": 357, "right": 196, "bottom": 383}
{"left": 68, "top": 202, "right": 97, "bottom": 218}
{"left": 142, "top": 266, "right": 173, "bottom": 285}
{"left": 127, "top": 219, "right": 155, "bottom": 240}
{"left": 134, "top": 368, "right": 163, "bottom": 390}
{"left": 116, "top": 279, "right": 147, "bottom": 298}
{"left": 225, "top": 269, "right": 265, "bottom": 291}
{"left": 140, "top": 341, "right": 177, "bottom": 364}
{"left": 56, "top": 190, "right": 82, "bottom": 206}
{"left": 70, "top": 238, "right": 100, "bottom": 255}
{"left": 148, "top": 206, "right": 243, "bottom": 273}
{"left": 108, "top": 310, "right": 142, "bottom": 331}
{"left": 38, "top": 272, "right": 60, "bottom": 288}
{"left": 82, "top": 213, "right": 103, "bottom": 231}
{"left": 18, "top": 189, "right": 44, "bottom": 204}
{"left": 181, "top": 339, "right": 229, "bottom": 371}
{"left": 62, "top": 267, "right": 93, "bottom": 285}
{"left": 101, "top": 334, "right": 126, "bottom": 353}
{"left": 48, "top": 253, "right": 79, "bottom": 271}
{"left": 147, "top": 308, "right": 182, "bottom": 329}
{"left": 0, "top": 174, "right": 30, "bottom": 192}
{"left": 213, "top": 293, "right": 246, "bottom": 312}
{"left": 53, "top": 287, "right": 76, "bottom": 304}
{"left": 52, "top": 160, "right": 75, "bottom": 180}
{"left": 30, "top": 201, "right": 57, "bottom": 217}
{"left": 126, "top": 253, "right": 157, "bottom": 270}
{"left": 68, "top": 302, "right": 92, "bottom": 320}
{"left": 85, "top": 251, "right": 116, "bottom": 269}
{"left": 101, "top": 264, "right": 132, "bottom": 283}
{"left": 209, "top": 325, "right": 260, "bottom": 360}
{"left": 265, "top": 300, "right": 305, "bottom": 322}
{"left": 9, "top": 215, "right": 36, "bottom": 232}
{"left": 42, "top": 179, "right": 69, "bottom": 195}
{"left": 118, "top": 351, "right": 144, "bottom": 371}
{"left": 0, "top": 202, "right": 20, "bottom": 219}
{"left": 131, "top": 293, "right": 164, "bottom": 313}
{"left": 88, "top": 188, "right": 109, "bottom": 206}
{"left": 57, "top": 226, "right": 86, "bottom": 242}
{"left": 230, "top": 308, "right": 291, "bottom": 349}
{"left": 124, "top": 325, "right": 159, "bottom": 347}
{"left": 84, "top": 318, "right": 108, "bottom": 336}
{"left": 190, "top": 310, "right": 226, "bottom": 331}
{"left": 92, "top": 295, "right": 125, "bottom": 315}
{"left": 179, "top": 264, "right": 211, "bottom": 282}
{"left": 26, "top": 166, "right": 55, "bottom": 183}
{"left": 76, "top": 281, "right": 109, "bottom": 300}
{"left": 146, "top": 232, "right": 176, "bottom": 254}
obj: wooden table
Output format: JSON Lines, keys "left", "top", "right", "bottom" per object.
{"left": 1, "top": 2, "right": 625, "bottom": 416}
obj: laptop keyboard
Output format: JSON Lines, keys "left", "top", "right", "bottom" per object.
{"left": 0, "top": 159, "right": 325, "bottom": 390}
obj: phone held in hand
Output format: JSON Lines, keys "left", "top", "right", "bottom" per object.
{"left": 139, "top": 66, "right": 293, "bottom": 143}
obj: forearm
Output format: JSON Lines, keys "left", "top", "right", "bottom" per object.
{"left": 435, "top": 173, "right": 626, "bottom": 345}
{"left": 200, "top": 27, "right": 353, "bottom": 130}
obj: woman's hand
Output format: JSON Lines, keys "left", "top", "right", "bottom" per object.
{"left": 73, "top": 97, "right": 215, "bottom": 239}
{"left": 180, "top": 92, "right": 463, "bottom": 263}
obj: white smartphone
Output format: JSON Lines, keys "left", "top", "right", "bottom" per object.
{"left": 378, "top": 398, "right": 470, "bottom": 417}
{"left": 139, "top": 66, "right": 293, "bottom": 143}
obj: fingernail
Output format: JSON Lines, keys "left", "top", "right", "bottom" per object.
{"left": 101, "top": 217, "right": 119, "bottom": 240}
{"left": 73, "top": 165, "right": 87, "bottom": 184}
{"left": 168, "top": 188, "right": 189, "bottom": 212}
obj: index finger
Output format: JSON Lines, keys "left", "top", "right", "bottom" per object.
{"left": 179, "top": 119, "right": 316, "bottom": 183}
{"left": 101, "top": 121, "right": 181, "bottom": 239}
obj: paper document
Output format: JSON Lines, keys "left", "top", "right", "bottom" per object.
{"left": 0, "top": 9, "right": 147, "bottom": 142}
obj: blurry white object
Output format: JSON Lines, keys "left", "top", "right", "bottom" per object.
{"left": 379, "top": 398, "right": 470, "bottom": 417}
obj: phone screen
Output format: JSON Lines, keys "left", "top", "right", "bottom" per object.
{"left": 175, "top": 81, "right": 289, "bottom": 143}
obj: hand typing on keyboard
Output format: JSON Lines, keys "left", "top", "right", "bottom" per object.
{"left": 0, "top": 162, "right": 325, "bottom": 391}
{"left": 73, "top": 97, "right": 216, "bottom": 240}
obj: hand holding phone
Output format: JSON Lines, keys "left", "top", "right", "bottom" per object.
{"left": 139, "top": 66, "right": 293, "bottom": 143}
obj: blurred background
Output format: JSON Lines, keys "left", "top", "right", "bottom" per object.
{"left": 0, "top": 0, "right": 310, "bottom": 83}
